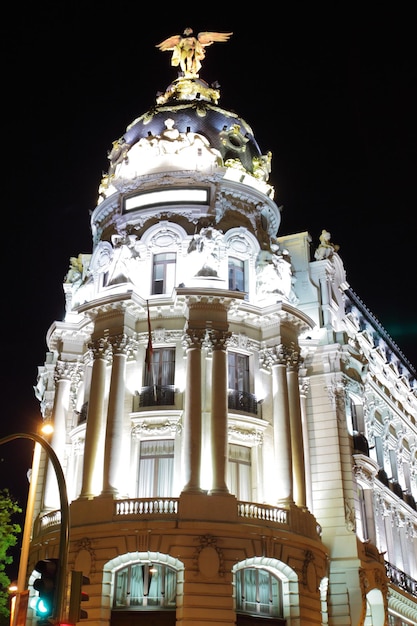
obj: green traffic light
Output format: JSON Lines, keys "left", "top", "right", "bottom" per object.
{"left": 36, "top": 598, "right": 51, "bottom": 615}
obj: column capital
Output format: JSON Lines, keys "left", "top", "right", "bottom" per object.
{"left": 108, "top": 333, "right": 134, "bottom": 356}
{"left": 88, "top": 337, "right": 111, "bottom": 360}
{"left": 182, "top": 328, "right": 207, "bottom": 349}
{"left": 261, "top": 343, "right": 302, "bottom": 370}
{"left": 54, "top": 360, "right": 81, "bottom": 383}
{"left": 208, "top": 329, "right": 232, "bottom": 350}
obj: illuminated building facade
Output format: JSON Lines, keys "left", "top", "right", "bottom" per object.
{"left": 28, "top": 33, "right": 417, "bottom": 626}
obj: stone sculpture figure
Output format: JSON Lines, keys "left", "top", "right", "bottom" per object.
{"left": 157, "top": 28, "right": 233, "bottom": 77}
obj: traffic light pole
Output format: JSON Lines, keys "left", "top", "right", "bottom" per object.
{"left": 0, "top": 433, "right": 69, "bottom": 625}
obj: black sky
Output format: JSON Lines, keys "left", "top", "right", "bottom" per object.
{"left": 2, "top": 5, "right": 417, "bottom": 572}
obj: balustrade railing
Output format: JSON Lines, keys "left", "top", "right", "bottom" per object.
{"left": 385, "top": 561, "right": 417, "bottom": 597}
{"left": 34, "top": 497, "right": 321, "bottom": 541}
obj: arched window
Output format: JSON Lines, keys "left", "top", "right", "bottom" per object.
{"left": 235, "top": 567, "right": 283, "bottom": 617}
{"left": 114, "top": 562, "right": 177, "bottom": 609}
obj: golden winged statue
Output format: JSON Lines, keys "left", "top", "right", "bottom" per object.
{"left": 156, "top": 27, "right": 233, "bottom": 78}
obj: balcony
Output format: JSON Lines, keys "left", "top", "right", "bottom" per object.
{"left": 228, "top": 389, "right": 258, "bottom": 415}
{"left": 385, "top": 561, "right": 417, "bottom": 598}
{"left": 35, "top": 498, "right": 321, "bottom": 542}
{"left": 138, "top": 385, "right": 175, "bottom": 408}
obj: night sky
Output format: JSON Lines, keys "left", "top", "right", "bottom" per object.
{"left": 3, "top": 4, "right": 416, "bottom": 578}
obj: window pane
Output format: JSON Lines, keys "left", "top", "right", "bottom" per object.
{"left": 228, "top": 353, "right": 249, "bottom": 392}
{"left": 152, "top": 253, "right": 176, "bottom": 295}
{"left": 236, "top": 568, "right": 282, "bottom": 617}
{"left": 138, "top": 440, "right": 174, "bottom": 497}
{"left": 229, "top": 257, "right": 245, "bottom": 291}
{"left": 228, "top": 444, "right": 251, "bottom": 500}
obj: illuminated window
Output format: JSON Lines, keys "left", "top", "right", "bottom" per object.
{"left": 235, "top": 567, "right": 283, "bottom": 617}
{"left": 228, "top": 352, "right": 257, "bottom": 414}
{"left": 141, "top": 347, "right": 175, "bottom": 407}
{"left": 124, "top": 187, "right": 209, "bottom": 212}
{"left": 152, "top": 252, "right": 176, "bottom": 295}
{"left": 228, "top": 444, "right": 251, "bottom": 501}
{"left": 228, "top": 353, "right": 249, "bottom": 392}
{"left": 138, "top": 440, "right": 174, "bottom": 498}
{"left": 114, "top": 562, "right": 177, "bottom": 609}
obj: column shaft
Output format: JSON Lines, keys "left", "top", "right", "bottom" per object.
{"left": 272, "top": 362, "right": 293, "bottom": 503}
{"left": 182, "top": 334, "right": 203, "bottom": 493}
{"left": 80, "top": 339, "right": 108, "bottom": 498}
{"left": 210, "top": 332, "right": 229, "bottom": 495}
{"left": 287, "top": 366, "right": 306, "bottom": 507}
{"left": 43, "top": 363, "right": 73, "bottom": 510}
{"left": 102, "top": 335, "right": 129, "bottom": 496}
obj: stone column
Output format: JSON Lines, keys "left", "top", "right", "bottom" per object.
{"left": 287, "top": 346, "right": 306, "bottom": 508}
{"left": 101, "top": 333, "right": 131, "bottom": 497}
{"left": 80, "top": 337, "right": 109, "bottom": 499}
{"left": 299, "top": 376, "right": 312, "bottom": 510}
{"left": 43, "top": 360, "right": 79, "bottom": 510}
{"left": 270, "top": 345, "right": 293, "bottom": 504}
{"left": 182, "top": 329, "right": 205, "bottom": 493}
{"left": 209, "top": 329, "right": 231, "bottom": 495}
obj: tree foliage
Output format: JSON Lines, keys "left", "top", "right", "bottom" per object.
{"left": 0, "top": 489, "right": 22, "bottom": 620}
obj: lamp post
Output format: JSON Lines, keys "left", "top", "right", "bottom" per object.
{"left": 0, "top": 432, "right": 69, "bottom": 625}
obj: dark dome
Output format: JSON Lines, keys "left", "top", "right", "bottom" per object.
{"left": 119, "top": 78, "right": 263, "bottom": 174}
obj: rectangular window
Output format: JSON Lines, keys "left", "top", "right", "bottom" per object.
{"left": 228, "top": 257, "right": 245, "bottom": 292}
{"left": 138, "top": 439, "right": 174, "bottom": 497}
{"left": 152, "top": 252, "right": 176, "bottom": 295}
{"left": 143, "top": 347, "right": 175, "bottom": 387}
{"left": 228, "top": 352, "right": 250, "bottom": 392}
{"left": 228, "top": 444, "right": 251, "bottom": 501}
{"left": 228, "top": 352, "right": 257, "bottom": 414}
{"left": 141, "top": 347, "right": 175, "bottom": 406}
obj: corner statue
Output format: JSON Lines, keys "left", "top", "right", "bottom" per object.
{"left": 157, "top": 27, "right": 233, "bottom": 78}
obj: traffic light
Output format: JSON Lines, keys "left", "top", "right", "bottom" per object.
{"left": 33, "top": 558, "right": 59, "bottom": 620}
{"left": 68, "top": 571, "right": 90, "bottom": 623}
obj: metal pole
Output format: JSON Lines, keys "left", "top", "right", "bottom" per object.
{"left": 0, "top": 433, "right": 69, "bottom": 624}
{"left": 12, "top": 441, "right": 42, "bottom": 626}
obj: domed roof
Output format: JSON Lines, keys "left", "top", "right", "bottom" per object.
{"left": 110, "top": 77, "right": 263, "bottom": 175}
{"left": 101, "top": 30, "right": 273, "bottom": 199}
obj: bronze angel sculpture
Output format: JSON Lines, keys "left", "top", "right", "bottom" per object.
{"left": 157, "top": 28, "right": 233, "bottom": 78}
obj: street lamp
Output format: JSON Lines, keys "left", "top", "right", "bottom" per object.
{"left": 0, "top": 432, "right": 69, "bottom": 625}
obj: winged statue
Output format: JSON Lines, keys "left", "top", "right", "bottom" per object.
{"left": 156, "top": 27, "right": 233, "bottom": 77}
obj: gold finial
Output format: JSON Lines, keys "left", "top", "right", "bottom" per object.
{"left": 156, "top": 28, "right": 233, "bottom": 78}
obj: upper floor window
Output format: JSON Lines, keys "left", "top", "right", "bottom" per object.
{"left": 228, "top": 352, "right": 249, "bottom": 392}
{"left": 228, "top": 352, "right": 258, "bottom": 415}
{"left": 235, "top": 567, "right": 283, "bottom": 617}
{"left": 138, "top": 439, "right": 174, "bottom": 498}
{"left": 228, "top": 444, "right": 252, "bottom": 501}
{"left": 228, "top": 257, "right": 245, "bottom": 292}
{"left": 114, "top": 562, "right": 177, "bottom": 609}
{"left": 141, "top": 347, "right": 175, "bottom": 407}
{"left": 152, "top": 252, "right": 176, "bottom": 295}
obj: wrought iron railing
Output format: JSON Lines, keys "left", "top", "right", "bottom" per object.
{"left": 228, "top": 389, "right": 258, "bottom": 415}
{"left": 385, "top": 561, "right": 417, "bottom": 597}
{"left": 139, "top": 385, "right": 175, "bottom": 407}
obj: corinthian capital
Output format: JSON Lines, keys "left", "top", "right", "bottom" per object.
{"left": 182, "top": 328, "right": 207, "bottom": 349}
{"left": 88, "top": 337, "right": 110, "bottom": 360}
{"left": 54, "top": 360, "right": 80, "bottom": 383}
{"left": 108, "top": 333, "right": 132, "bottom": 355}
{"left": 209, "top": 329, "right": 232, "bottom": 350}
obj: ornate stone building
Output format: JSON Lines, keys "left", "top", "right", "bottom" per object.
{"left": 28, "top": 30, "right": 416, "bottom": 626}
